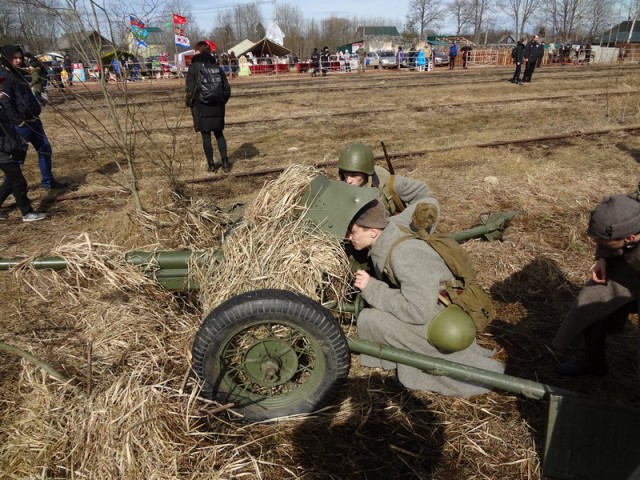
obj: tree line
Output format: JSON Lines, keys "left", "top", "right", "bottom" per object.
{"left": 0, "top": 0, "right": 637, "bottom": 61}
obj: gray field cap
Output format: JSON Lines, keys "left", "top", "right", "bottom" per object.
{"left": 587, "top": 194, "right": 640, "bottom": 239}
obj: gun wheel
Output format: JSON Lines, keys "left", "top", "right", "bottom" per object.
{"left": 191, "top": 289, "right": 350, "bottom": 422}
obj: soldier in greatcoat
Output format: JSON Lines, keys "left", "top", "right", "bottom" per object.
{"left": 553, "top": 194, "right": 640, "bottom": 376}
{"left": 347, "top": 200, "right": 504, "bottom": 397}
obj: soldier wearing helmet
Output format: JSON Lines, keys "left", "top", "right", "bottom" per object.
{"left": 337, "top": 143, "right": 439, "bottom": 230}
{"left": 347, "top": 200, "right": 504, "bottom": 397}
{"left": 553, "top": 194, "right": 640, "bottom": 377}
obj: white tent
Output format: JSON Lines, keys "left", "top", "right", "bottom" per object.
{"left": 176, "top": 49, "right": 195, "bottom": 70}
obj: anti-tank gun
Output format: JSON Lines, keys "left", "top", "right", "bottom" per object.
{"left": 1, "top": 176, "right": 637, "bottom": 480}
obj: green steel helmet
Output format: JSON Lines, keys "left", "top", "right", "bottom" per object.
{"left": 427, "top": 304, "right": 476, "bottom": 353}
{"left": 338, "top": 143, "right": 375, "bottom": 176}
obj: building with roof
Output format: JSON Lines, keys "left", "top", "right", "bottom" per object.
{"left": 353, "top": 26, "right": 401, "bottom": 52}
{"left": 594, "top": 20, "right": 639, "bottom": 46}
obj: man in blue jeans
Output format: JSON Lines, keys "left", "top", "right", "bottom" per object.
{"left": 0, "top": 44, "right": 66, "bottom": 190}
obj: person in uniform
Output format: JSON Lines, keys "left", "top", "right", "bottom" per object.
{"left": 553, "top": 194, "right": 640, "bottom": 376}
{"left": 337, "top": 143, "right": 439, "bottom": 222}
{"left": 347, "top": 200, "right": 504, "bottom": 396}
{"left": 522, "top": 35, "right": 543, "bottom": 83}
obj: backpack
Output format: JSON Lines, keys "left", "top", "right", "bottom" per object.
{"left": 383, "top": 206, "right": 496, "bottom": 331}
{"left": 197, "top": 63, "right": 225, "bottom": 104}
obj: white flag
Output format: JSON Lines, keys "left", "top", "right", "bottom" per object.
{"left": 175, "top": 34, "right": 190, "bottom": 48}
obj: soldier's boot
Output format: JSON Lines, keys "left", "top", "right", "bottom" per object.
{"left": 556, "top": 318, "right": 608, "bottom": 377}
{"left": 221, "top": 157, "right": 231, "bottom": 173}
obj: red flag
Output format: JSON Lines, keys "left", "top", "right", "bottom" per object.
{"left": 172, "top": 13, "right": 187, "bottom": 24}
{"left": 204, "top": 40, "right": 217, "bottom": 52}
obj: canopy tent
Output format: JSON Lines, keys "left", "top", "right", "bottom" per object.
{"left": 227, "top": 37, "right": 292, "bottom": 58}
{"left": 176, "top": 49, "right": 196, "bottom": 70}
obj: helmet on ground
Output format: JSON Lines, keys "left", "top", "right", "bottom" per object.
{"left": 427, "top": 304, "right": 476, "bottom": 353}
{"left": 338, "top": 143, "right": 375, "bottom": 176}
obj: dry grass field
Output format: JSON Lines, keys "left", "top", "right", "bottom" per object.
{"left": 1, "top": 63, "right": 640, "bottom": 479}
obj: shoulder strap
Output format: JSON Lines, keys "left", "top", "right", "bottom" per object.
{"left": 387, "top": 174, "right": 405, "bottom": 213}
{"left": 382, "top": 233, "right": 414, "bottom": 287}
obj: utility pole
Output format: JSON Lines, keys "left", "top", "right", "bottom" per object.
{"left": 627, "top": 0, "right": 639, "bottom": 44}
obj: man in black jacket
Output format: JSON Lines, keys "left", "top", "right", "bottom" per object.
{"left": 510, "top": 36, "right": 527, "bottom": 84}
{"left": 186, "top": 41, "right": 231, "bottom": 173}
{"left": 310, "top": 48, "right": 320, "bottom": 77}
{"left": 0, "top": 45, "right": 65, "bottom": 190}
{"left": 522, "top": 35, "right": 543, "bottom": 83}
{"left": 320, "top": 46, "right": 330, "bottom": 76}
{"left": 0, "top": 71, "right": 45, "bottom": 222}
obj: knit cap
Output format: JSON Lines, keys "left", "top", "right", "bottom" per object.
{"left": 587, "top": 194, "right": 640, "bottom": 239}
{"left": 353, "top": 200, "right": 389, "bottom": 229}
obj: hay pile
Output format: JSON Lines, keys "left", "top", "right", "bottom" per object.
{"left": 0, "top": 165, "right": 355, "bottom": 478}
{"left": 195, "top": 164, "right": 351, "bottom": 313}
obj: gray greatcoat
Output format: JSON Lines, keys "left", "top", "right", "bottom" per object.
{"left": 552, "top": 243, "right": 640, "bottom": 352}
{"left": 372, "top": 166, "right": 439, "bottom": 224}
{"left": 358, "top": 203, "right": 504, "bottom": 397}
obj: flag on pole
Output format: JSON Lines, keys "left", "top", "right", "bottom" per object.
{"left": 172, "top": 13, "right": 187, "bottom": 25}
{"left": 175, "top": 34, "right": 190, "bottom": 48}
{"left": 129, "top": 15, "right": 148, "bottom": 41}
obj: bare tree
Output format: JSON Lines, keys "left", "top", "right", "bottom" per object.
{"left": 449, "top": 0, "right": 474, "bottom": 35}
{"left": 499, "top": 0, "right": 539, "bottom": 40}
{"left": 406, "top": 0, "right": 446, "bottom": 38}
{"left": 470, "top": 0, "right": 494, "bottom": 43}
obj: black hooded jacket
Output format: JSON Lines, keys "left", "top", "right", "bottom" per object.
{"left": 0, "top": 45, "right": 41, "bottom": 124}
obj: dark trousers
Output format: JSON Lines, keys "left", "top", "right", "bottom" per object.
{"left": 449, "top": 55, "right": 456, "bottom": 69}
{"left": 201, "top": 131, "right": 227, "bottom": 166}
{"left": 512, "top": 63, "right": 522, "bottom": 81}
{"left": 15, "top": 119, "right": 54, "bottom": 188}
{"left": 522, "top": 61, "right": 537, "bottom": 82}
{"left": 0, "top": 162, "right": 34, "bottom": 215}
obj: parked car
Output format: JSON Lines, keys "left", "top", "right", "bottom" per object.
{"left": 378, "top": 51, "right": 398, "bottom": 68}
{"left": 365, "top": 51, "right": 380, "bottom": 68}
{"left": 433, "top": 51, "right": 449, "bottom": 67}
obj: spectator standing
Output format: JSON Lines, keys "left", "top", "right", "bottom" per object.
{"left": 63, "top": 54, "right": 73, "bottom": 86}
{"left": 522, "top": 35, "right": 543, "bottom": 83}
{"left": 536, "top": 42, "right": 545, "bottom": 68}
{"left": 356, "top": 46, "right": 365, "bottom": 72}
{"left": 185, "top": 41, "right": 231, "bottom": 173}
{"left": 0, "top": 45, "right": 65, "bottom": 190}
{"left": 461, "top": 44, "right": 472, "bottom": 69}
{"left": 24, "top": 53, "right": 48, "bottom": 106}
{"left": 229, "top": 51, "right": 238, "bottom": 78}
{"left": 547, "top": 42, "right": 556, "bottom": 64}
{"left": 449, "top": 41, "right": 457, "bottom": 70}
{"left": 0, "top": 99, "right": 46, "bottom": 222}
{"left": 396, "top": 46, "right": 405, "bottom": 70}
{"left": 574, "top": 43, "right": 580, "bottom": 64}
{"left": 310, "top": 48, "right": 320, "bottom": 77}
{"left": 416, "top": 50, "right": 426, "bottom": 72}
{"left": 510, "top": 36, "right": 527, "bottom": 84}
{"left": 343, "top": 50, "right": 351, "bottom": 72}
{"left": 320, "top": 46, "right": 330, "bottom": 76}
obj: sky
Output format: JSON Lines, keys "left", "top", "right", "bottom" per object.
{"left": 188, "top": 0, "right": 410, "bottom": 32}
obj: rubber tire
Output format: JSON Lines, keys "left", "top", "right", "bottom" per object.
{"left": 191, "top": 289, "right": 350, "bottom": 422}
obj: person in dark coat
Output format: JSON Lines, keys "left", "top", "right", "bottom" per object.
{"left": 320, "top": 46, "right": 331, "bottom": 76}
{"left": 0, "top": 45, "right": 65, "bottom": 190}
{"left": 0, "top": 72, "right": 45, "bottom": 222}
{"left": 510, "top": 36, "right": 527, "bottom": 84}
{"left": 522, "top": 35, "right": 543, "bottom": 83}
{"left": 553, "top": 194, "right": 640, "bottom": 377}
{"left": 310, "top": 48, "right": 320, "bottom": 77}
{"left": 63, "top": 54, "right": 73, "bottom": 86}
{"left": 186, "top": 41, "right": 231, "bottom": 173}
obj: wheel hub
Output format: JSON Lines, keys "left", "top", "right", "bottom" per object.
{"left": 243, "top": 340, "right": 299, "bottom": 387}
